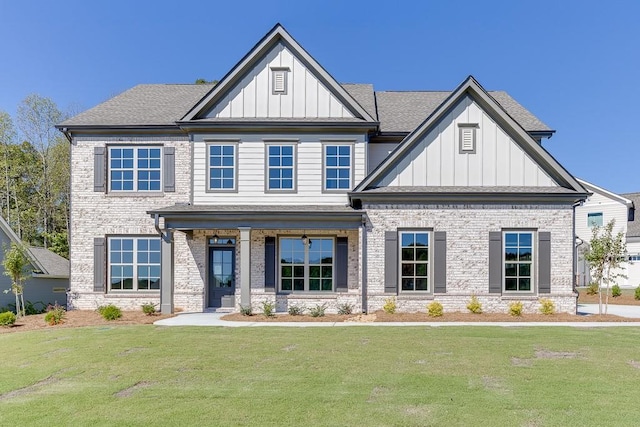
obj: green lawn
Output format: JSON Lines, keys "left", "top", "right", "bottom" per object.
{"left": 1, "top": 326, "right": 640, "bottom": 426}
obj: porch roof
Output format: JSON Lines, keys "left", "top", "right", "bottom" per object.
{"left": 148, "top": 204, "right": 365, "bottom": 230}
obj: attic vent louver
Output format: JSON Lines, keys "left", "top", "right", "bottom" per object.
{"left": 271, "top": 67, "right": 290, "bottom": 95}
{"left": 458, "top": 124, "right": 478, "bottom": 154}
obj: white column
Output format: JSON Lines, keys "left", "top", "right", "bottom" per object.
{"left": 239, "top": 227, "right": 251, "bottom": 307}
{"left": 160, "top": 231, "right": 174, "bottom": 314}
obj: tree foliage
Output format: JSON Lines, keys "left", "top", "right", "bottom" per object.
{"left": 2, "top": 242, "right": 31, "bottom": 317}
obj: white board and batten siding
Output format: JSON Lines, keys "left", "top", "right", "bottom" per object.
{"left": 192, "top": 133, "right": 366, "bottom": 205}
{"left": 376, "top": 95, "right": 557, "bottom": 188}
{"left": 205, "top": 41, "right": 354, "bottom": 119}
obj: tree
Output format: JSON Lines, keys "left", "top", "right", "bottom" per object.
{"left": 194, "top": 78, "right": 218, "bottom": 85}
{"left": 0, "top": 111, "right": 16, "bottom": 225}
{"left": 2, "top": 242, "right": 31, "bottom": 317}
{"left": 582, "top": 219, "right": 627, "bottom": 315}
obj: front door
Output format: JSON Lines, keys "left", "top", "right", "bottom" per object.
{"left": 208, "top": 246, "right": 235, "bottom": 308}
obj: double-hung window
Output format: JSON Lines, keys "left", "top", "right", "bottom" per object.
{"left": 109, "top": 237, "right": 161, "bottom": 291}
{"left": 504, "top": 232, "right": 533, "bottom": 292}
{"left": 109, "top": 147, "right": 161, "bottom": 192}
{"left": 280, "top": 237, "right": 334, "bottom": 292}
{"left": 324, "top": 145, "right": 352, "bottom": 190}
{"left": 399, "top": 231, "right": 430, "bottom": 291}
{"left": 267, "top": 145, "right": 295, "bottom": 191}
{"left": 208, "top": 144, "right": 236, "bottom": 190}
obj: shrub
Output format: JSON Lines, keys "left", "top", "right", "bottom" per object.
{"left": 611, "top": 284, "right": 622, "bottom": 298}
{"left": 0, "top": 311, "right": 16, "bottom": 326}
{"left": 141, "top": 303, "right": 157, "bottom": 316}
{"left": 383, "top": 297, "right": 397, "bottom": 314}
{"left": 239, "top": 305, "right": 253, "bottom": 316}
{"left": 261, "top": 301, "right": 276, "bottom": 317}
{"left": 427, "top": 301, "right": 443, "bottom": 317}
{"left": 44, "top": 303, "right": 66, "bottom": 325}
{"left": 287, "top": 304, "right": 305, "bottom": 316}
{"left": 97, "top": 304, "right": 122, "bottom": 321}
{"left": 509, "top": 301, "right": 523, "bottom": 317}
{"left": 635, "top": 286, "right": 640, "bottom": 301}
{"left": 586, "top": 282, "right": 599, "bottom": 295}
{"left": 24, "top": 300, "right": 47, "bottom": 315}
{"left": 539, "top": 298, "right": 555, "bottom": 315}
{"left": 337, "top": 303, "right": 354, "bottom": 315}
{"left": 467, "top": 295, "right": 482, "bottom": 314}
{"left": 309, "top": 303, "right": 327, "bottom": 318}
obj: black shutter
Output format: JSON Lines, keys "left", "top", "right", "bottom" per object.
{"left": 163, "top": 146, "right": 175, "bottom": 192}
{"left": 264, "top": 237, "right": 276, "bottom": 291}
{"left": 94, "top": 237, "right": 106, "bottom": 292}
{"left": 433, "top": 232, "right": 447, "bottom": 293}
{"left": 335, "top": 237, "right": 348, "bottom": 292}
{"left": 94, "top": 147, "right": 106, "bottom": 192}
{"left": 538, "top": 232, "right": 551, "bottom": 293}
{"left": 488, "top": 231, "right": 502, "bottom": 293}
{"left": 384, "top": 231, "right": 398, "bottom": 293}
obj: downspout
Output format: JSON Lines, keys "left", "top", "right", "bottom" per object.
{"left": 154, "top": 213, "right": 169, "bottom": 242}
{"left": 361, "top": 214, "right": 368, "bottom": 314}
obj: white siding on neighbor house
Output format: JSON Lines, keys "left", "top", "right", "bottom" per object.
{"left": 205, "top": 41, "right": 355, "bottom": 119}
{"left": 575, "top": 190, "right": 628, "bottom": 243}
{"left": 376, "top": 95, "right": 558, "bottom": 188}
{"left": 626, "top": 241, "right": 640, "bottom": 288}
{"left": 192, "top": 133, "right": 367, "bottom": 205}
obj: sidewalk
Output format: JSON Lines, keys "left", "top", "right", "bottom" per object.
{"left": 154, "top": 304, "right": 640, "bottom": 328}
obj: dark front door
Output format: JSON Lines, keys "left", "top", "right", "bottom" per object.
{"left": 208, "top": 247, "right": 235, "bottom": 308}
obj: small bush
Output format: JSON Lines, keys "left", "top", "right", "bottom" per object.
{"left": 383, "top": 297, "right": 397, "bottom": 314}
{"left": 337, "top": 303, "right": 354, "bottom": 315}
{"left": 287, "top": 304, "right": 305, "bottom": 316}
{"left": 0, "top": 311, "right": 16, "bottom": 326}
{"left": 24, "top": 300, "right": 47, "bottom": 315}
{"left": 611, "top": 284, "right": 622, "bottom": 298}
{"left": 427, "top": 301, "right": 443, "bottom": 317}
{"left": 97, "top": 304, "right": 122, "bottom": 321}
{"left": 309, "top": 303, "right": 327, "bottom": 318}
{"left": 635, "top": 286, "right": 640, "bottom": 301}
{"left": 467, "top": 295, "right": 482, "bottom": 314}
{"left": 44, "top": 303, "right": 66, "bottom": 325}
{"left": 539, "top": 298, "right": 555, "bottom": 315}
{"left": 141, "top": 303, "right": 157, "bottom": 316}
{"left": 509, "top": 301, "right": 523, "bottom": 317}
{"left": 586, "top": 282, "right": 599, "bottom": 295}
{"left": 239, "top": 305, "right": 253, "bottom": 316}
{"left": 261, "top": 301, "right": 276, "bottom": 317}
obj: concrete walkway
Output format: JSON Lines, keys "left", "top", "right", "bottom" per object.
{"left": 154, "top": 304, "right": 640, "bottom": 328}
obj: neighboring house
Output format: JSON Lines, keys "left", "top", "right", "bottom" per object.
{"left": 0, "top": 216, "right": 70, "bottom": 309}
{"left": 57, "top": 24, "right": 588, "bottom": 315}
{"left": 623, "top": 193, "right": 640, "bottom": 288}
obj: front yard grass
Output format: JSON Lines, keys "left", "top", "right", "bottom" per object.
{"left": 1, "top": 325, "right": 640, "bottom": 426}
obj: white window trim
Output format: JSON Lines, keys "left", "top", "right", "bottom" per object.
{"left": 502, "top": 230, "right": 536, "bottom": 294}
{"left": 108, "top": 236, "right": 161, "bottom": 292}
{"left": 322, "top": 142, "right": 354, "bottom": 192}
{"left": 108, "top": 146, "right": 163, "bottom": 193}
{"left": 398, "top": 230, "right": 432, "bottom": 293}
{"left": 206, "top": 142, "right": 238, "bottom": 193}
{"left": 278, "top": 236, "right": 335, "bottom": 293}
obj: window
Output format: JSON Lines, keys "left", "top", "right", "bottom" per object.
{"left": 588, "top": 212, "right": 603, "bottom": 227}
{"left": 400, "top": 231, "right": 430, "bottom": 291}
{"left": 504, "top": 232, "right": 533, "bottom": 292}
{"left": 267, "top": 145, "right": 295, "bottom": 190}
{"left": 324, "top": 145, "right": 351, "bottom": 190}
{"left": 280, "top": 237, "right": 334, "bottom": 292}
{"left": 109, "top": 147, "right": 161, "bottom": 192}
{"left": 109, "top": 237, "right": 161, "bottom": 291}
{"left": 208, "top": 144, "right": 236, "bottom": 190}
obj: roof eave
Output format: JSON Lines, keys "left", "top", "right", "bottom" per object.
{"left": 349, "top": 191, "right": 590, "bottom": 205}
{"left": 177, "top": 120, "right": 379, "bottom": 133}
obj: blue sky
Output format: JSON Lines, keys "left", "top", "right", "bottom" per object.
{"left": 1, "top": 0, "right": 638, "bottom": 193}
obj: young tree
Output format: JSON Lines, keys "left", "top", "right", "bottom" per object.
{"left": 2, "top": 242, "right": 31, "bottom": 317}
{"left": 582, "top": 219, "right": 627, "bottom": 315}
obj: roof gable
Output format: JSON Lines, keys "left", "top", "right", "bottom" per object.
{"left": 578, "top": 179, "right": 633, "bottom": 207}
{"left": 182, "top": 24, "right": 376, "bottom": 123}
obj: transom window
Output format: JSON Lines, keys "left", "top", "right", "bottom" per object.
{"left": 109, "top": 237, "right": 161, "bottom": 291}
{"left": 324, "top": 145, "right": 351, "bottom": 190}
{"left": 280, "top": 237, "right": 334, "bottom": 292}
{"left": 400, "top": 231, "right": 430, "bottom": 291}
{"left": 208, "top": 145, "right": 235, "bottom": 190}
{"left": 504, "top": 232, "right": 533, "bottom": 292}
{"left": 587, "top": 212, "right": 603, "bottom": 228}
{"left": 109, "top": 147, "right": 161, "bottom": 191}
{"left": 267, "top": 145, "right": 295, "bottom": 190}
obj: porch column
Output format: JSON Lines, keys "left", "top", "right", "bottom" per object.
{"left": 160, "top": 230, "right": 174, "bottom": 314}
{"left": 239, "top": 227, "right": 251, "bottom": 307}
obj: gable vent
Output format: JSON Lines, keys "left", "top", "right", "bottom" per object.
{"left": 271, "top": 67, "right": 290, "bottom": 95}
{"left": 458, "top": 124, "right": 478, "bottom": 154}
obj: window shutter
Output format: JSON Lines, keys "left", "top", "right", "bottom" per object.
{"left": 384, "top": 231, "right": 398, "bottom": 293}
{"left": 488, "top": 232, "right": 502, "bottom": 293}
{"left": 94, "top": 237, "right": 106, "bottom": 293}
{"left": 264, "top": 237, "right": 276, "bottom": 291}
{"left": 94, "top": 147, "right": 106, "bottom": 192}
{"left": 163, "top": 146, "right": 175, "bottom": 192}
{"left": 336, "top": 237, "right": 348, "bottom": 292}
{"left": 433, "top": 232, "right": 447, "bottom": 293}
{"left": 538, "top": 232, "right": 551, "bottom": 293}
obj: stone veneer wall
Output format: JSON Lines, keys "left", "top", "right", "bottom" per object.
{"left": 364, "top": 203, "right": 577, "bottom": 314}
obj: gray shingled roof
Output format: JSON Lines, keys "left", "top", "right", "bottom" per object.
{"left": 375, "top": 90, "right": 552, "bottom": 133}
{"left": 342, "top": 84, "right": 377, "bottom": 120}
{"left": 28, "top": 247, "right": 70, "bottom": 278}
{"left": 622, "top": 192, "right": 640, "bottom": 237}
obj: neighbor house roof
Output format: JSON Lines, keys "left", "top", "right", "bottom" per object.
{"left": 622, "top": 192, "right": 640, "bottom": 237}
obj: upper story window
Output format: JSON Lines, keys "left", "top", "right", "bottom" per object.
{"left": 109, "top": 237, "right": 161, "bottom": 292}
{"left": 588, "top": 212, "right": 603, "bottom": 228}
{"left": 267, "top": 145, "right": 295, "bottom": 191}
{"left": 504, "top": 231, "right": 533, "bottom": 292}
{"left": 324, "top": 145, "right": 352, "bottom": 191}
{"left": 208, "top": 144, "right": 236, "bottom": 191}
{"left": 400, "top": 231, "right": 430, "bottom": 292}
{"left": 109, "top": 147, "right": 161, "bottom": 192}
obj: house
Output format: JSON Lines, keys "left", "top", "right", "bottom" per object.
{"left": 0, "top": 216, "right": 70, "bottom": 310}
{"left": 623, "top": 192, "right": 640, "bottom": 288}
{"left": 57, "top": 24, "right": 588, "bottom": 315}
